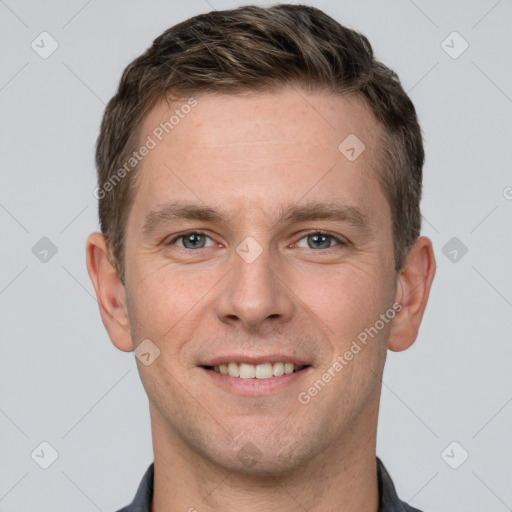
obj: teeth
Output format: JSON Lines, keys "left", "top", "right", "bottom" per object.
{"left": 273, "top": 362, "right": 284, "bottom": 377}
{"left": 239, "top": 363, "right": 256, "bottom": 379}
{"left": 284, "top": 362, "right": 294, "bottom": 375}
{"left": 255, "top": 363, "right": 273, "bottom": 379}
{"left": 210, "top": 362, "right": 304, "bottom": 379}
{"left": 228, "top": 362, "right": 240, "bottom": 377}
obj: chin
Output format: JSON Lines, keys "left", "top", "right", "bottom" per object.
{"left": 210, "top": 446, "right": 309, "bottom": 477}
{"left": 193, "top": 426, "right": 319, "bottom": 477}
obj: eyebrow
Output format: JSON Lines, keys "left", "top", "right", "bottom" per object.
{"left": 141, "top": 200, "right": 372, "bottom": 236}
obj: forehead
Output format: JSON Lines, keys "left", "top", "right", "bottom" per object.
{"left": 142, "top": 87, "right": 379, "bottom": 158}
{"left": 129, "top": 88, "right": 387, "bottom": 228}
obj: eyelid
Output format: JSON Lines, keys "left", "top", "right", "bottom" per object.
{"left": 166, "top": 230, "right": 347, "bottom": 250}
{"left": 292, "top": 230, "right": 347, "bottom": 249}
{"left": 166, "top": 230, "right": 217, "bottom": 248}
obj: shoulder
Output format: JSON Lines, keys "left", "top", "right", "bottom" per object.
{"left": 377, "top": 457, "right": 424, "bottom": 512}
{"left": 113, "top": 463, "right": 154, "bottom": 512}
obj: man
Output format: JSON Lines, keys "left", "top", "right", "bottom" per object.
{"left": 86, "top": 4, "right": 435, "bottom": 511}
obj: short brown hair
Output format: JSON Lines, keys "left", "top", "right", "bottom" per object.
{"left": 95, "top": 4, "right": 424, "bottom": 283}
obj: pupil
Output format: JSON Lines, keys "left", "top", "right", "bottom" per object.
{"left": 310, "top": 234, "right": 329, "bottom": 249}
{"left": 185, "top": 234, "right": 204, "bottom": 248}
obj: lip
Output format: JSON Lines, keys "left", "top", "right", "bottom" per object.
{"left": 200, "top": 354, "right": 311, "bottom": 366}
{"left": 200, "top": 365, "right": 312, "bottom": 396}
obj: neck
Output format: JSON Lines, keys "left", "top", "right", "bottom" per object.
{"left": 150, "top": 406, "right": 380, "bottom": 512}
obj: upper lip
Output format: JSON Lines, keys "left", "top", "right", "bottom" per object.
{"left": 201, "top": 355, "right": 310, "bottom": 366}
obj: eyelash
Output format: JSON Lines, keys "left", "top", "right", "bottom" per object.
{"left": 166, "top": 230, "right": 347, "bottom": 250}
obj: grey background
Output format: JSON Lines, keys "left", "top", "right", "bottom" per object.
{"left": 1, "top": 0, "right": 511, "bottom": 511}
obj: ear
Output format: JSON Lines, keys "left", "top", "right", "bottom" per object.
{"left": 86, "top": 232, "right": 133, "bottom": 352}
{"left": 388, "top": 236, "right": 436, "bottom": 352}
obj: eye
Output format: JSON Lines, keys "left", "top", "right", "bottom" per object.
{"left": 294, "top": 231, "right": 345, "bottom": 250}
{"left": 167, "top": 231, "right": 216, "bottom": 249}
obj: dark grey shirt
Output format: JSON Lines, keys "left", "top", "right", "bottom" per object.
{"left": 116, "top": 457, "right": 423, "bottom": 511}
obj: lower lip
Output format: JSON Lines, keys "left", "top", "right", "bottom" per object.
{"left": 201, "top": 366, "right": 312, "bottom": 396}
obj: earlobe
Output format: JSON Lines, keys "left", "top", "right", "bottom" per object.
{"left": 388, "top": 236, "right": 436, "bottom": 352}
{"left": 85, "top": 232, "right": 133, "bottom": 352}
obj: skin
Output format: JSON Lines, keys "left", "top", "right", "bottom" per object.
{"left": 86, "top": 86, "right": 436, "bottom": 512}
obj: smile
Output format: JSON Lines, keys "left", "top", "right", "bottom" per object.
{"left": 204, "top": 362, "right": 307, "bottom": 379}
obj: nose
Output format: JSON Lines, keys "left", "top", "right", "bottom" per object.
{"left": 214, "top": 245, "right": 295, "bottom": 333}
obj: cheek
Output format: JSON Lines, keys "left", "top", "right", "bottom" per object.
{"left": 291, "top": 261, "right": 390, "bottom": 343}
{"left": 125, "top": 266, "right": 214, "bottom": 344}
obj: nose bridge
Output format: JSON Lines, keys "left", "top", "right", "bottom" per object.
{"left": 216, "top": 239, "right": 294, "bottom": 330}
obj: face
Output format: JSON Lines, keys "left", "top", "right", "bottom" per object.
{"left": 120, "top": 88, "right": 400, "bottom": 474}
